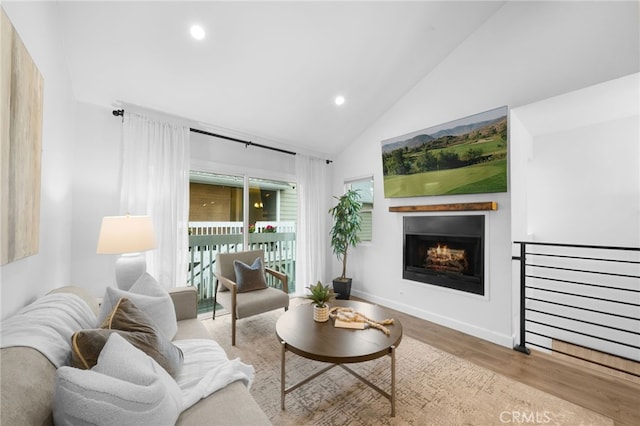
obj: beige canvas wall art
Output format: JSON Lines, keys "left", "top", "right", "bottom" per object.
{"left": 0, "top": 8, "right": 44, "bottom": 265}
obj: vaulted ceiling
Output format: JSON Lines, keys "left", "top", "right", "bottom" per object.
{"left": 57, "top": 1, "right": 506, "bottom": 157}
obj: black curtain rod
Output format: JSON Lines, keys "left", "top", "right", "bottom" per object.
{"left": 189, "top": 127, "right": 296, "bottom": 156}
{"left": 112, "top": 109, "right": 332, "bottom": 164}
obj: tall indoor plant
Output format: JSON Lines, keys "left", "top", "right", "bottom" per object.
{"left": 328, "top": 189, "right": 362, "bottom": 299}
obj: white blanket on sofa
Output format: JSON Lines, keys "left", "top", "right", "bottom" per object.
{"left": 173, "top": 339, "right": 255, "bottom": 411}
{"left": 0, "top": 293, "right": 97, "bottom": 367}
{"left": 1, "top": 294, "right": 253, "bottom": 415}
{"left": 52, "top": 337, "right": 254, "bottom": 424}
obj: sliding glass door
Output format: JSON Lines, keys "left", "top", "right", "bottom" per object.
{"left": 187, "top": 172, "right": 296, "bottom": 313}
{"left": 247, "top": 177, "right": 297, "bottom": 292}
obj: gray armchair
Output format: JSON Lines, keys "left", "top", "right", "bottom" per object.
{"left": 214, "top": 249, "right": 289, "bottom": 345}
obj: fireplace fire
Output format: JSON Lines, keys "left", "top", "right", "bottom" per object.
{"left": 403, "top": 215, "right": 484, "bottom": 295}
{"left": 426, "top": 244, "right": 469, "bottom": 274}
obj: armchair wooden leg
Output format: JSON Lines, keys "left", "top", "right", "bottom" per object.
{"left": 231, "top": 311, "right": 237, "bottom": 346}
{"left": 213, "top": 279, "right": 218, "bottom": 320}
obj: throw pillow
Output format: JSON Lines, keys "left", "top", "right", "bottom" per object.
{"left": 54, "top": 333, "right": 181, "bottom": 426}
{"left": 72, "top": 297, "right": 184, "bottom": 377}
{"left": 98, "top": 272, "right": 177, "bottom": 340}
{"left": 233, "top": 257, "right": 267, "bottom": 293}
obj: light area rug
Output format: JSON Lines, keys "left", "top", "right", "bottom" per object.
{"left": 201, "top": 300, "right": 612, "bottom": 426}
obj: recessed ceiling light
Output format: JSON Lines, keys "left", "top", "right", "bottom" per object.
{"left": 190, "top": 25, "right": 205, "bottom": 41}
{"left": 334, "top": 95, "right": 345, "bottom": 106}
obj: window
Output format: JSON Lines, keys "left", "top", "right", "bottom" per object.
{"left": 345, "top": 176, "right": 373, "bottom": 242}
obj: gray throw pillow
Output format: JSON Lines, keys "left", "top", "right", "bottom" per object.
{"left": 233, "top": 257, "right": 267, "bottom": 293}
{"left": 98, "top": 273, "right": 177, "bottom": 340}
{"left": 71, "top": 297, "right": 184, "bottom": 377}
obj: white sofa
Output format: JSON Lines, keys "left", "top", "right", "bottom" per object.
{"left": 0, "top": 285, "right": 271, "bottom": 425}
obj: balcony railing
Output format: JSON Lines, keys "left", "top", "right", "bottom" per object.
{"left": 513, "top": 241, "right": 639, "bottom": 378}
{"left": 187, "top": 221, "right": 296, "bottom": 313}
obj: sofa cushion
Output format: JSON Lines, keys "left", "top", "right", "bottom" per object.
{"left": 72, "top": 297, "right": 183, "bottom": 377}
{"left": 54, "top": 333, "right": 181, "bottom": 426}
{"left": 177, "top": 381, "right": 271, "bottom": 425}
{"left": 98, "top": 273, "right": 177, "bottom": 340}
{"left": 233, "top": 257, "right": 267, "bottom": 293}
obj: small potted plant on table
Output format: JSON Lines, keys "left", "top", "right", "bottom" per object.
{"left": 306, "top": 281, "right": 336, "bottom": 322}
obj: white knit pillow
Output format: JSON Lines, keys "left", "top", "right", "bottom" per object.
{"left": 53, "top": 333, "right": 182, "bottom": 426}
{"left": 98, "top": 273, "right": 177, "bottom": 340}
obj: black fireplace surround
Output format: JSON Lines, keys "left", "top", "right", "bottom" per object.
{"left": 403, "top": 215, "right": 485, "bottom": 295}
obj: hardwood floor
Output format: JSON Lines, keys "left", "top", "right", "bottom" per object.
{"left": 357, "top": 298, "right": 640, "bottom": 426}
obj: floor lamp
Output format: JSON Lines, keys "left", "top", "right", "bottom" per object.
{"left": 96, "top": 215, "right": 157, "bottom": 290}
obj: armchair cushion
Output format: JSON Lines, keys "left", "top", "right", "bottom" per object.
{"left": 234, "top": 287, "right": 290, "bottom": 318}
{"left": 233, "top": 257, "right": 267, "bottom": 293}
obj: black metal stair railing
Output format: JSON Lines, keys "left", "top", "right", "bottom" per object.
{"left": 512, "top": 241, "right": 640, "bottom": 377}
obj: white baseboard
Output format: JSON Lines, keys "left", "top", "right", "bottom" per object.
{"left": 351, "top": 289, "right": 514, "bottom": 349}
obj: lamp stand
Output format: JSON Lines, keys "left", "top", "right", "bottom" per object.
{"left": 115, "top": 253, "right": 147, "bottom": 290}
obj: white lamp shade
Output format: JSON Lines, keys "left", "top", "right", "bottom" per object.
{"left": 96, "top": 215, "right": 156, "bottom": 254}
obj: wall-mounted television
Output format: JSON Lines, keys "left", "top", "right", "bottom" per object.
{"left": 381, "top": 106, "right": 508, "bottom": 198}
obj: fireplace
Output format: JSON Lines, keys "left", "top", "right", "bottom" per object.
{"left": 403, "top": 215, "right": 484, "bottom": 295}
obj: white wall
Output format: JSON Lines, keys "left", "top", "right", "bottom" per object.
{"left": 190, "top": 130, "right": 296, "bottom": 181}
{"left": 512, "top": 74, "right": 640, "bottom": 246}
{"left": 69, "top": 102, "right": 122, "bottom": 296}
{"left": 331, "top": 1, "right": 639, "bottom": 347}
{"left": 66, "top": 109, "right": 298, "bottom": 299}
{"left": 1, "top": 3, "right": 76, "bottom": 319}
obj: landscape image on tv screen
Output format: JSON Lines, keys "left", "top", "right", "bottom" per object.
{"left": 381, "top": 106, "right": 508, "bottom": 198}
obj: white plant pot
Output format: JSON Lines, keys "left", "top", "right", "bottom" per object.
{"left": 313, "top": 304, "right": 330, "bottom": 322}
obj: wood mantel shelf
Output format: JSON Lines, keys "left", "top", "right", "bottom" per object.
{"left": 389, "top": 201, "right": 497, "bottom": 213}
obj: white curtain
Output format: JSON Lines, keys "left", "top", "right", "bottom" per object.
{"left": 120, "top": 112, "right": 190, "bottom": 289}
{"left": 295, "top": 154, "right": 331, "bottom": 295}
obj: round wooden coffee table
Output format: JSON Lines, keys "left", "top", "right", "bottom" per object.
{"left": 276, "top": 300, "right": 403, "bottom": 416}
